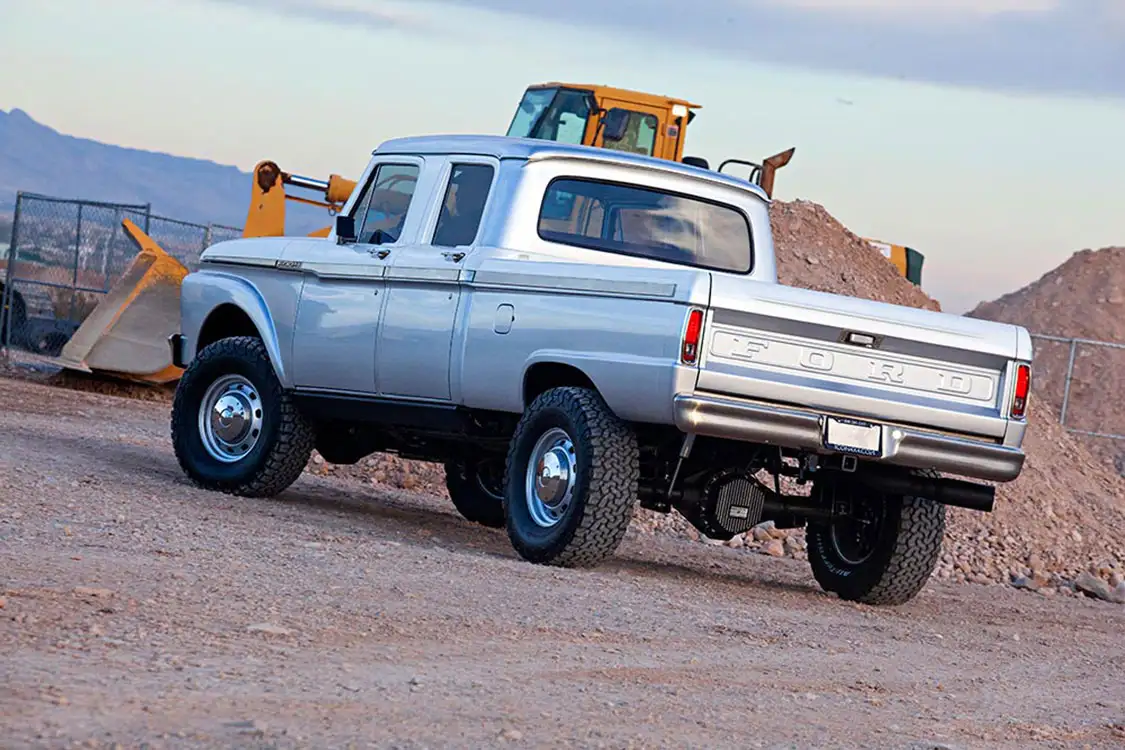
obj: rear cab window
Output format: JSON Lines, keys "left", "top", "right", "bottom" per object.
{"left": 537, "top": 177, "right": 753, "bottom": 274}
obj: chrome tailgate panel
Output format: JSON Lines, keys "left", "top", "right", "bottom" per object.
{"left": 698, "top": 277, "right": 1028, "bottom": 440}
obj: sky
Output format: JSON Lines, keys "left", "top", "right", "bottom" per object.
{"left": 1, "top": 0, "right": 1123, "bottom": 313}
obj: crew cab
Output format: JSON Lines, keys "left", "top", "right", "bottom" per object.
{"left": 168, "top": 134, "right": 1033, "bottom": 606}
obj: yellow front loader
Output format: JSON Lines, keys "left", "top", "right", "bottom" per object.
{"left": 506, "top": 82, "right": 796, "bottom": 199}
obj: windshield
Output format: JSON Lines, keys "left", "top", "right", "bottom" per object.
{"left": 507, "top": 88, "right": 555, "bottom": 138}
{"left": 506, "top": 87, "right": 592, "bottom": 146}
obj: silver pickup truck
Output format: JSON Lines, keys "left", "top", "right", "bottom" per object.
{"left": 168, "top": 134, "right": 1033, "bottom": 606}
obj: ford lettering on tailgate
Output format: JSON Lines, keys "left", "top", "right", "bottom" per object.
{"left": 708, "top": 328, "right": 997, "bottom": 403}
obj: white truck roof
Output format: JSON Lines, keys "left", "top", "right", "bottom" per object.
{"left": 371, "top": 134, "right": 772, "bottom": 203}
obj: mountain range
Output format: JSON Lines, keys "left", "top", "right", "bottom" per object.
{"left": 0, "top": 107, "right": 327, "bottom": 234}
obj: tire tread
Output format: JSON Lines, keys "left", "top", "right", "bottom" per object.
{"left": 809, "top": 468, "right": 946, "bottom": 606}
{"left": 171, "top": 336, "right": 315, "bottom": 498}
{"left": 505, "top": 386, "right": 638, "bottom": 567}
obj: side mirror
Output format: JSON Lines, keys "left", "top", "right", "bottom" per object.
{"left": 602, "top": 108, "right": 629, "bottom": 142}
{"left": 335, "top": 214, "right": 356, "bottom": 244}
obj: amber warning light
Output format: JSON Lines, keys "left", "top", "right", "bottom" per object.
{"left": 1010, "top": 364, "right": 1031, "bottom": 419}
{"left": 682, "top": 309, "right": 704, "bottom": 364}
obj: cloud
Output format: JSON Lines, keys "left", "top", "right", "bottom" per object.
{"left": 205, "top": 0, "right": 1122, "bottom": 98}
{"left": 204, "top": 0, "right": 428, "bottom": 31}
{"left": 423, "top": 0, "right": 1123, "bottom": 99}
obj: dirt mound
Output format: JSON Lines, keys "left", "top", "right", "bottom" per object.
{"left": 769, "top": 200, "right": 942, "bottom": 311}
{"left": 937, "top": 392, "right": 1125, "bottom": 589}
{"left": 969, "top": 246, "right": 1125, "bottom": 339}
{"left": 968, "top": 246, "right": 1125, "bottom": 473}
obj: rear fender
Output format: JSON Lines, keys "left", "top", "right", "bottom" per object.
{"left": 180, "top": 270, "right": 291, "bottom": 387}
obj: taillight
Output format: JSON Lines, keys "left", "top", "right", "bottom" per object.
{"left": 681, "top": 308, "right": 704, "bottom": 364}
{"left": 1010, "top": 363, "right": 1031, "bottom": 419}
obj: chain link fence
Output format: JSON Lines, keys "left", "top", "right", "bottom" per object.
{"left": 1027, "top": 333, "right": 1125, "bottom": 475}
{"left": 1, "top": 192, "right": 240, "bottom": 359}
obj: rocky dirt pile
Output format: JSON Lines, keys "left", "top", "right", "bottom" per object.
{"left": 769, "top": 200, "right": 942, "bottom": 311}
{"left": 968, "top": 245, "right": 1125, "bottom": 474}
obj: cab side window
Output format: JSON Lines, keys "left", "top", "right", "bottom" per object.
{"left": 432, "top": 164, "right": 495, "bottom": 247}
{"left": 356, "top": 163, "right": 421, "bottom": 245}
{"left": 601, "top": 111, "right": 659, "bottom": 156}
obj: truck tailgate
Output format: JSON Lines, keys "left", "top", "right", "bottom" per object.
{"left": 698, "top": 275, "right": 1030, "bottom": 441}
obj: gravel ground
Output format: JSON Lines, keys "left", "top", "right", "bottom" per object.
{"left": 2, "top": 376, "right": 1125, "bottom": 750}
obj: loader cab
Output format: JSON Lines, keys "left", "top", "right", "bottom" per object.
{"left": 506, "top": 83, "right": 700, "bottom": 162}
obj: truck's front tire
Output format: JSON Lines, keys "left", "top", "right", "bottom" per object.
{"left": 171, "top": 336, "right": 315, "bottom": 498}
{"left": 504, "top": 386, "right": 638, "bottom": 567}
{"left": 806, "top": 469, "right": 946, "bottom": 606}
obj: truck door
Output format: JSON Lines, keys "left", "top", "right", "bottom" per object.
{"left": 285, "top": 157, "right": 424, "bottom": 393}
{"left": 376, "top": 157, "right": 498, "bottom": 402}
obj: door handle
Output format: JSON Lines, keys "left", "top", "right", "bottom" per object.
{"left": 442, "top": 251, "right": 465, "bottom": 263}
{"left": 369, "top": 248, "right": 391, "bottom": 259}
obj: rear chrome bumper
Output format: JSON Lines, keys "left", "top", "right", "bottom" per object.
{"left": 673, "top": 392, "right": 1025, "bottom": 483}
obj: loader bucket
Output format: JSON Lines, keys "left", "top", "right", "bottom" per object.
{"left": 56, "top": 219, "right": 188, "bottom": 385}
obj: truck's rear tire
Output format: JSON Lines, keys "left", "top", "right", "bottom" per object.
{"left": 806, "top": 469, "right": 946, "bottom": 606}
{"left": 444, "top": 456, "right": 506, "bottom": 528}
{"left": 171, "top": 336, "right": 315, "bottom": 498}
{"left": 503, "top": 386, "right": 638, "bottom": 567}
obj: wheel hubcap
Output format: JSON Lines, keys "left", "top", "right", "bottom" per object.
{"left": 524, "top": 427, "right": 577, "bottom": 528}
{"left": 198, "top": 374, "right": 263, "bottom": 463}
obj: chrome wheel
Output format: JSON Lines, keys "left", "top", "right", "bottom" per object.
{"left": 524, "top": 427, "right": 577, "bottom": 528}
{"left": 197, "top": 374, "right": 263, "bottom": 463}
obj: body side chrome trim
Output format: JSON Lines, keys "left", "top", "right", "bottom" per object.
{"left": 198, "top": 258, "right": 678, "bottom": 300}
{"left": 469, "top": 270, "right": 678, "bottom": 299}
{"left": 385, "top": 266, "right": 463, "bottom": 282}
{"left": 201, "top": 255, "right": 278, "bottom": 269}
{"left": 301, "top": 262, "right": 386, "bottom": 280}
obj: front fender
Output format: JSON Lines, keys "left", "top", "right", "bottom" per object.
{"left": 180, "top": 269, "right": 293, "bottom": 387}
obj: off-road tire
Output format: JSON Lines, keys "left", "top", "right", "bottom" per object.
{"left": 504, "top": 386, "right": 638, "bottom": 567}
{"left": 444, "top": 457, "right": 506, "bottom": 528}
{"left": 171, "top": 336, "right": 315, "bottom": 498}
{"left": 806, "top": 468, "right": 946, "bottom": 606}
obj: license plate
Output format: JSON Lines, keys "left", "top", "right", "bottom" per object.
{"left": 823, "top": 417, "right": 883, "bottom": 457}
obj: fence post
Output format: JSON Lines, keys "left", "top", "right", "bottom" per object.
{"left": 1, "top": 192, "right": 23, "bottom": 356}
{"left": 143, "top": 202, "right": 152, "bottom": 234}
{"left": 1059, "top": 339, "right": 1079, "bottom": 427}
{"left": 70, "top": 203, "right": 84, "bottom": 323}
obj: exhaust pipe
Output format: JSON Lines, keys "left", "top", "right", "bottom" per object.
{"left": 824, "top": 467, "right": 995, "bottom": 513}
